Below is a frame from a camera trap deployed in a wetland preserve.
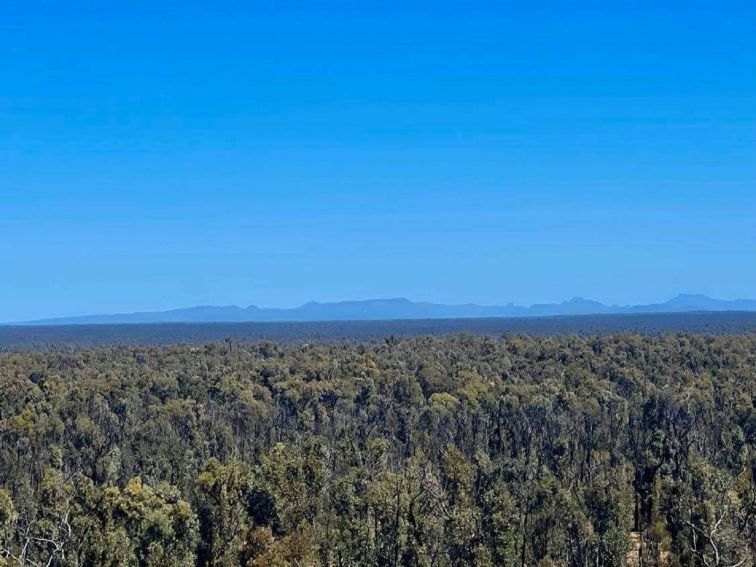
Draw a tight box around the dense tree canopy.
[0,333,753,566]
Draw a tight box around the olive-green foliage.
[0,334,753,566]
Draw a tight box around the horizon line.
[8,292,756,326]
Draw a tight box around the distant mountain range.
[13,294,756,326]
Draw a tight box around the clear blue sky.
[2,1,754,321]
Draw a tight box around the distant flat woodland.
[0,332,753,566]
[2,311,756,351]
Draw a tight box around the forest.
[3,311,756,350]
[0,333,753,566]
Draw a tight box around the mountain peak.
[565,297,603,305]
[671,293,711,301]
[666,294,717,307]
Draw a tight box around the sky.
[1,1,755,322]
